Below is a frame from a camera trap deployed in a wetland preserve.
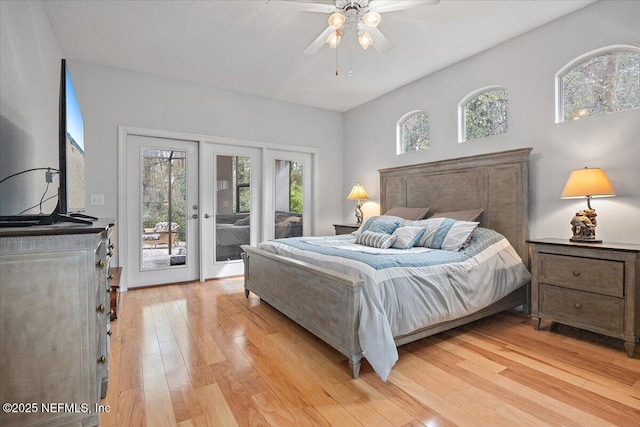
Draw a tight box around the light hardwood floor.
[101,277,640,426]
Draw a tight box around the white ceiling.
[42,0,596,112]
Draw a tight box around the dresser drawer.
[539,285,624,333]
[536,253,624,297]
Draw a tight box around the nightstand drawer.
[539,285,624,333]
[537,253,624,297]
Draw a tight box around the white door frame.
[118,125,319,290]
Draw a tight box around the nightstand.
[333,223,360,235]
[528,238,640,357]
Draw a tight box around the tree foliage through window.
[463,89,508,142]
[561,50,639,121]
[398,111,429,154]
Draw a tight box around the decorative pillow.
[416,218,479,251]
[391,226,426,249]
[356,231,397,249]
[431,208,484,222]
[367,219,402,235]
[383,206,430,220]
[352,215,404,236]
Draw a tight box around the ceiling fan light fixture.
[328,12,346,30]
[362,10,381,27]
[358,31,373,49]
[326,29,343,49]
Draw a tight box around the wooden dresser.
[528,238,640,357]
[0,220,115,426]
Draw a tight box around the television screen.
[59,59,85,213]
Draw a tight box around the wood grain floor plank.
[141,352,176,427]
[194,383,239,427]
[116,387,146,427]
[103,278,640,426]
[209,361,271,427]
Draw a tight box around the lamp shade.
[347,183,370,200]
[561,167,615,199]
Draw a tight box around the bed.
[242,148,532,380]
[216,211,303,261]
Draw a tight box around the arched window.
[396,110,430,155]
[458,86,508,142]
[557,45,640,123]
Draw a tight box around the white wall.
[343,0,640,244]
[67,60,344,240]
[0,1,64,215]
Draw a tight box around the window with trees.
[459,87,508,142]
[557,46,640,122]
[233,156,251,213]
[396,111,430,155]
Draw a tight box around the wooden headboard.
[379,148,532,260]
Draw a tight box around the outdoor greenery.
[400,112,430,153]
[142,151,186,241]
[464,89,508,142]
[289,161,303,214]
[562,50,639,121]
[234,156,251,213]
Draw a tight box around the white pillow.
[391,226,426,249]
[415,218,478,251]
[356,230,397,249]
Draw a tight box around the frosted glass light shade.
[328,12,346,30]
[561,167,615,199]
[363,10,381,27]
[358,31,373,49]
[326,29,343,49]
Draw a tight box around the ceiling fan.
[271,0,440,54]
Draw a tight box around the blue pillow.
[367,219,402,235]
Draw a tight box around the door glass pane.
[216,155,251,262]
[140,148,187,270]
[274,160,303,238]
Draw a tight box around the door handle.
[191,214,198,219]
[204,213,211,218]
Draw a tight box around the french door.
[200,143,262,279]
[124,135,199,288]
[120,127,317,288]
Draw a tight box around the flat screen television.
[59,58,86,215]
[0,59,94,227]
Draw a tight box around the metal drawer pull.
[572,271,581,277]
[574,303,582,309]
[97,304,106,313]
[96,260,105,269]
[98,355,106,364]
[107,330,113,336]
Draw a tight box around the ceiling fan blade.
[303,25,335,55]
[367,26,392,53]
[368,0,440,13]
[269,0,336,13]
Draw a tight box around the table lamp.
[347,183,370,224]
[561,167,615,243]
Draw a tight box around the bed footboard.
[242,245,364,378]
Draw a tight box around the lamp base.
[570,237,602,244]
